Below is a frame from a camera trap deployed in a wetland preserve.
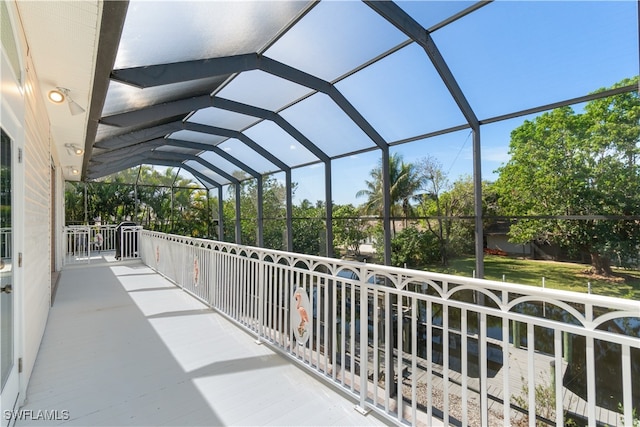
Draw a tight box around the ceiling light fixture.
[64,143,84,156]
[67,166,80,176]
[47,87,85,116]
[48,88,65,104]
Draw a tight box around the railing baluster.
[349,275,356,392]
[341,279,347,386]
[461,308,468,427]
[276,265,283,346]
[443,304,449,426]
[256,255,264,341]
[358,280,368,413]
[242,256,247,326]
[503,314,511,425]
[372,286,379,408]
[315,275,321,371]
[528,322,535,427]
[130,230,640,427]
[411,295,417,426]
[396,291,403,423]
[554,328,563,427]
[384,291,390,413]
[622,344,633,427]
[209,247,215,307]
[330,276,344,381]
[586,335,596,427]
[426,299,433,425]
[480,311,488,427]
[323,277,329,374]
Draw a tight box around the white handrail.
[140,230,640,427]
[63,224,142,264]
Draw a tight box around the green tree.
[135,167,187,231]
[356,153,420,234]
[415,156,453,265]
[373,224,439,268]
[494,78,640,275]
[292,199,326,255]
[414,156,488,265]
[64,182,85,224]
[223,175,287,248]
[171,184,211,238]
[88,181,135,223]
[64,166,216,237]
[222,193,237,242]
[333,204,369,257]
[261,176,288,249]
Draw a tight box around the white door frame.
[0,15,25,424]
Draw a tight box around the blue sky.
[284,0,639,206]
[136,0,638,206]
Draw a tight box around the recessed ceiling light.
[48,89,65,104]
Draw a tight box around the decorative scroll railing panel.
[140,230,640,427]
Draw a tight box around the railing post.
[480,312,488,427]
[87,226,92,262]
[554,329,563,427]
[586,335,596,427]
[62,228,67,266]
[180,237,187,289]
[136,227,141,259]
[255,254,265,344]
[355,278,370,415]
[118,226,123,262]
[125,230,640,427]
[621,345,633,427]
[209,244,215,308]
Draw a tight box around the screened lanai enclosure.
[8,1,640,426]
[42,0,635,277]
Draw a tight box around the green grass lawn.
[424,255,640,300]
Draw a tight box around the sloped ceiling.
[15,0,102,181]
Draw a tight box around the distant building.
[484,221,532,257]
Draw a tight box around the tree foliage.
[373,224,439,268]
[333,204,369,256]
[224,175,289,248]
[292,199,327,256]
[415,156,451,265]
[66,166,214,238]
[65,79,638,272]
[356,152,421,233]
[494,78,640,274]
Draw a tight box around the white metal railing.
[139,230,640,427]
[0,227,11,259]
[63,224,142,264]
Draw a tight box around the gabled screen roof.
[87,0,639,192]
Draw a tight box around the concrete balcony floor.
[17,261,387,426]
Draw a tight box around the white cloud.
[482,145,511,163]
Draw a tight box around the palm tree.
[356,153,420,234]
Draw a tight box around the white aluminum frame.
[140,230,640,427]
[63,224,142,264]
